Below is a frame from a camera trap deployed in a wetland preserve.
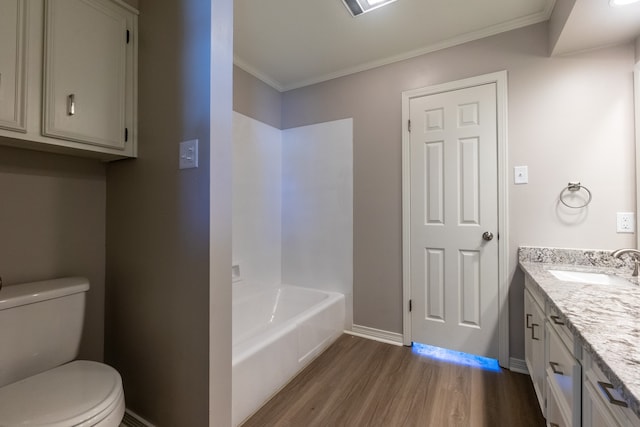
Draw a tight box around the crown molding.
[234,0,556,92]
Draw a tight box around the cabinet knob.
[550,315,565,325]
[531,323,540,340]
[549,361,564,376]
[598,381,629,407]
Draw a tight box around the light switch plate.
[514,166,528,184]
[179,139,199,169]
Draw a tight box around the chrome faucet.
[611,248,640,276]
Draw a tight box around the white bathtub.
[232,282,345,426]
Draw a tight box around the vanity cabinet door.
[0,0,27,132]
[42,0,130,150]
[583,351,640,427]
[547,323,582,426]
[584,379,621,427]
[525,288,546,414]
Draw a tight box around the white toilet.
[0,277,125,426]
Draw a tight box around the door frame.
[401,70,509,368]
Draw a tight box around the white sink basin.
[547,269,631,286]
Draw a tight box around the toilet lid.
[0,360,123,426]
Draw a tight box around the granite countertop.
[518,247,640,419]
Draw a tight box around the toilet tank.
[0,277,89,387]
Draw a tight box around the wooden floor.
[242,334,545,427]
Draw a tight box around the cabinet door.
[525,291,534,370]
[525,289,545,413]
[43,0,129,149]
[584,380,621,427]
[531,294,546,411]
[0,0,27,131]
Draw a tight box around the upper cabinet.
[0,0,138,160]
[43,0,132,150]
[0,0,27,132]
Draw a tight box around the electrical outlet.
[616,212,635,233]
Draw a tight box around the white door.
[409,83,499,358]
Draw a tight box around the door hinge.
[409,299,412,312]
[126,30,130,44]
[408,119,411,132]
[125,127,128,142]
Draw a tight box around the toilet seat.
[0,360,124,426]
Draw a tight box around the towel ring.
[560,182,592,209]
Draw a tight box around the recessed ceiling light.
[342,0,398,17]
[610,0,640,6]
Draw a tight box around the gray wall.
[105,0,220,424]
[234,65,283,129]
[279,22,636,359]
[0,145,106,361]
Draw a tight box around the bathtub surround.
[232,113,354,329]
[232,112,282,286]
[282,119,354,328]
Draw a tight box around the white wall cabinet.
[0,0,137,160]
[0,0,27,132]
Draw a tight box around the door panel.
[410,83,499,358]
[425,248,445,321]
[425,141,444,224]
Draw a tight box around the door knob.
[482,231,494,241]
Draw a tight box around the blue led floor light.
[412,342,501,372]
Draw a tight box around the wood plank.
[241,335,545,427]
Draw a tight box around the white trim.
[401,71,510,368]
[234,1,554,92]
[345,325,404,346]
[509,358,529,375]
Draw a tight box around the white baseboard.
[509,357,529,374]
[345,325,404,346]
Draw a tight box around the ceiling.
[234,0,640,92]
[551,0,640,56]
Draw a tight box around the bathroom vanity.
[519,247,640,427]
